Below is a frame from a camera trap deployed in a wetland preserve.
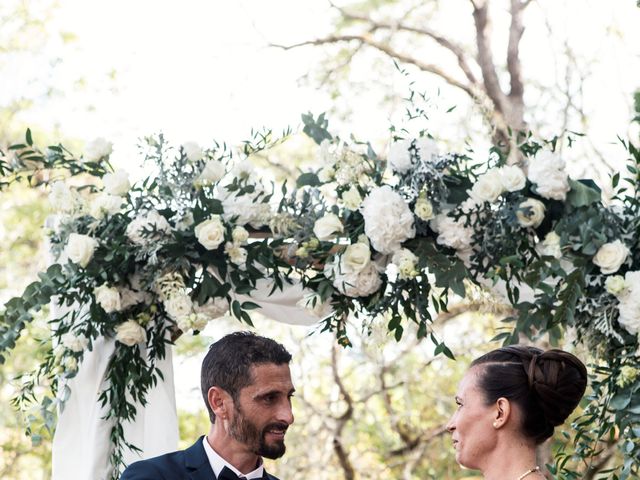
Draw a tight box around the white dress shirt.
[202,436,265,479]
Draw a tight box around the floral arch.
[1,113,639,479]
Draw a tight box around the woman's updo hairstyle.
[471,345,587,444]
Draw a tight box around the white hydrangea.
[387,139,413,173]
[361,186,415,254]
[126,210,172,245]
[415,137,439,163]
[430,214,474,252]
[49,181,78,213]
[527,151,570,201]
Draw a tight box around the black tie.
[218,466,244,480]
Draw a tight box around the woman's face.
[446,367,498,470]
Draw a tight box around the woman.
[446,345,587,480]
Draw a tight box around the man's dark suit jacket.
[120,436,280,480]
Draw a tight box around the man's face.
[228,363,295,459]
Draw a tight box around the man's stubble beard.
[228,404,287,459]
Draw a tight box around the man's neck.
[207,426,261,474]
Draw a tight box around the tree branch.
[506,0,529,129]
[330,343,356,480]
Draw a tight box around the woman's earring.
[493,421,499,428]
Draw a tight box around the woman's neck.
[480,438,542,480]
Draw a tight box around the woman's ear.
[492,397,512,429]
[208,386,231,420]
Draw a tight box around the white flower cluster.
[361,186,415,254]
[65,233,98,268]
[527,151,570,201]
[49,181,81,214]
[468,165,526,204]
[53,331,90,376]
[323,238,382,297]
[387,138,439,174]
[224,226,249,267]
[317,140,373,188]
[94,283,150,314]
[126,210,172,245]
[606,271,640,335]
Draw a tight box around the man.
[121,331,295,479]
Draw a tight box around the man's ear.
[492,397,512,429]
[208,386,232,420]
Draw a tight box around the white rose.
[164,293,193,321]
[606,275,628,297]
[499,165,526,192]
[65,233,98,268]
[341,186,363,210]
[102,170,131,196]
[197,159,225,185]
[83,137,113,162]
[340,242,371,274]
[538,231,562,258]
[387,139,413,173]
[49,181,77,213]
[326,259,381,297]
[593,240,630,275]
[182,141,203,162]
[516,198,546,228]
[195,216,226,250]
[231,226,249,244]
[361,186,415,254]
[94,284,122,313]
[415,137,439,162]
[469,169,504,203]
[392,248,419,280]
[89,193,123,219]
[115,320,147,347]
[414,197,434,221]
[313,213,344,241]
[225,242,248,266]
[528,151,570,201]
[61,332,89,353]
[126,210,172,245]
[351,262,383,297]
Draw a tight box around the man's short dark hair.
[201,331,292,423]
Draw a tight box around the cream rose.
[195,215,226,250]
[341,242,371,274]
[313,213,344,241]
[605,275,628,297]
[65,233,98,268]
[225,242,248,266]
[94,284,122,313]
[102,170,131,197]
[414,197,434,221]
[593,240,630,275]
[231,226,249,244]
[115,320,147,347]
[516,198,546,228]
[392,249,419,280]
[538,231,562,258]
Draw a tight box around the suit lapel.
[185,436,215,480]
